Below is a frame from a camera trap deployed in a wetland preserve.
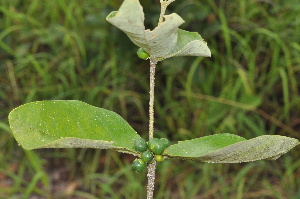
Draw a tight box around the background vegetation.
[0,0,299,198]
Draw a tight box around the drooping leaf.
[162,29,211,59]
[106,0,211,61]
[106,0,146,49]
[8,100,141,154]
[165,134,299,163]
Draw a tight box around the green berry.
[134,138,148,152]
[156,155,164,162]
[132,158,146,172]
[137,48,149,60]
[160,138,170,149]
[141,151,154,163]
[148,138,165,155]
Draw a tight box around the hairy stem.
[146,59,157,199]
[148,60,157,140]
[146,160,156,199]
[147,2,175,198]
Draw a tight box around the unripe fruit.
[141,151,154,163]
[160,138,170,149]
[137,48,150,60]
[132,158,146,172]
[148,138,165,155]
[134,138,148,152]
[156,155,164,162]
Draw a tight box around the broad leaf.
[106,0,211,61]
[8,100,141,154]
[165,134,299,163]
[163,29,211,59]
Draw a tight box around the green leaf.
[106,0,211,61]
[163,29,211,59]
[166,134,246,157]
[8,100,141,154]
[165,134,299,163]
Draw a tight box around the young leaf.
[165,134,299,163]
[106,0,211,61]
[8,100,141,154]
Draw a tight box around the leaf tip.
[106,11,118,21]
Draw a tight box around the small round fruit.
[156,155,164,162]
[132,158,146,172]
[160,138,170,149]
[134,138,148,152]
[148,138,165,155]
[141,151,154,163]
[137,48,150,60]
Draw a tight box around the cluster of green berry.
[132,138,170,172]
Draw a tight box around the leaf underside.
[106,0,211,60]
[8,100,141,154]
[165,134,299,163]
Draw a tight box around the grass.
[0,0,300,198]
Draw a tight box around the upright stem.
[146,59,157,199]
[147,2,174,198]
[148,60,156,140]
[146,160,156,199]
